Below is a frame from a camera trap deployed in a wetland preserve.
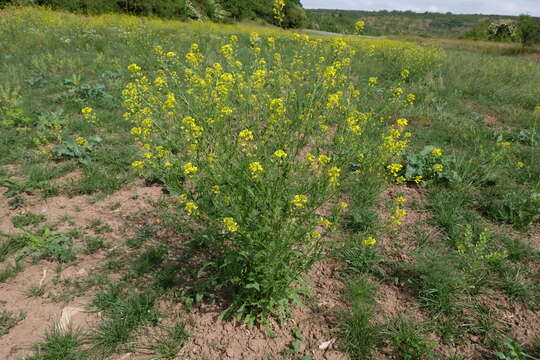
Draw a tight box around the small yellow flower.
[81,107,93,115]
[239,129,254,141]
[184,202,198,216]
[387,163,403,176]
[396,196,406,206]
[414,175,423,184]
[292,194,308,208]
[211,185,221,194]
[164,161,173,168]
[220,107,233,116]
[400,69,410,79]
[131,161,144,169]
[127,63,141,72]
[497,141,511,148]
[396,118,408,127]
[368,77,378,86]
[516,161,525,168]
[249,162,264,179]
[166,51,176,57]
[534,105,540,114]
[433,163,443,172]
[183,162,198,177]
[318,155,331,166]
[328,166,341,187]
[223,217,239,232]
[75,137,87,146]
[220,44,234,59]
[339,202,349,209]
[431,148,443,157]
[318,217,332,229]
[310,231,322,239]
[178,194,187,203]
[273,149,288,159]
[395,208,407,218]
[207,152,217,163]
[363,236,377,246]
[355,20,365,33]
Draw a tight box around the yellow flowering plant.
[52,135,102,165]
[123,33,415,323]
[395,145,458,184]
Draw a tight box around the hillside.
[306,9,518,37]
[0,0,307,27]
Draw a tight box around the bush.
[123,34,413,323]
[518,15,540,47]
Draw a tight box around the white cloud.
[300,0,540,16]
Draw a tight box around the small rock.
[56,306,84,333]
[319,338,336,350]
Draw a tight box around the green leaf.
[245,282,260,291]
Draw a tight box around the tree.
[517,15,540,47]
[487,22,519,42]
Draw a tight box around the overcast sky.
[300,0,540,17]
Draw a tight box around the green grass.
[0,309,26,336]
[25,327,87,360]
[0,261,24,283]
[90,285,161,355]
[383,317,435,360]
[397,250,465,316]
[340,277,379,359]
[141,322,189,359]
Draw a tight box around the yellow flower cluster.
[249,161,264,179]
[390,195,407,228]
[183,162,198,177]
[355,20,365,33]
[272,0,286,25]
[387,163,403,177]
[363,236,377,246]
[184,202,198,216]
[75,137,87,146]
[273,149,288,160]
[223,217,239,232]
[328,166,341,187]
[292,194,308,208]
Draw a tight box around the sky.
[300,0,540,17]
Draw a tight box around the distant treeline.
[0,0,307,27]
[306,9,539,39]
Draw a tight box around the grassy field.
[0,7,539,360]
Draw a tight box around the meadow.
[0,6,539,360]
